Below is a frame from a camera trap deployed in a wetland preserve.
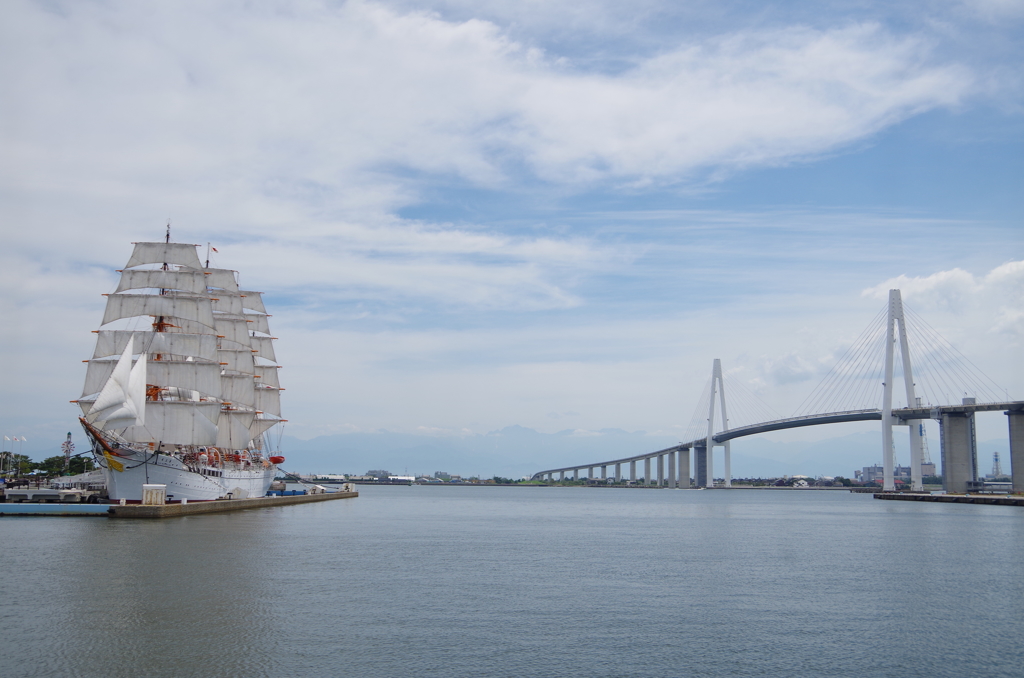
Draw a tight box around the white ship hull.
[99,450,276,501]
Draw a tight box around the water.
[2,486,1022,678]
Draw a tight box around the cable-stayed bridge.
[531,290,1024,493]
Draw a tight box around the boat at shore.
[74,234,286,501]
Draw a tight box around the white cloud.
[2,1,973,204]
[863,260,1024,338]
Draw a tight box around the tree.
[35,455,68,476]
[7,454,34,476]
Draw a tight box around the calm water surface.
[2,486,1022,677]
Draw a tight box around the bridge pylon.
[881,289,926,491]
[697,358,731,488]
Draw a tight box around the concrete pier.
[679,448,690,488]
[941,412,977,493]
[875,492,1023,507]
[667,450,675,488]
[644,458,651,485]
[695,444,708,487]
[107,490,358,518]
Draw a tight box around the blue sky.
[1,0,1021,470]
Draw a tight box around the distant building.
[434,471,450,480]
[856,465,913,484]
[856,464,939,483]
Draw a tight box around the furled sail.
[86,337,146,429]
[125,242,203,269]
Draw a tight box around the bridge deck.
[531,401,1024,480]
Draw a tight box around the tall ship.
[74,234,286,501]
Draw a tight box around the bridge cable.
[793,307,887,416]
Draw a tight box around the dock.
[1,489,358,518]
[874,492,1024,506]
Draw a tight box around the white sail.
[102,293,216,329]
[211,294,244,315]
[192,267,239,292]
[84,359,221,398]
[115,269,208,294]
[249,416,281,440]
[93,330,218,361]
[214,317,255,346]
[215,313,270,336]
[125,242,203,270]
[221,374,257,407]
[239,291,267,314]
[87,338,147,428]
[247,314,271,335]
[254,387,281,415]
[120,401,221,446]
[216,410,256,449]
[249,336,277,362]
[255,365,280,389]
[218,349,256,375]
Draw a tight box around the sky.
[1,0,1022,473]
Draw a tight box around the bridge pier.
[680,448,690,488]
[629,460,636,482]
[1009,411,1024,493]
[588,467,594,479]
[695,444,709,487]
[615,463,621,481]
[724,441,731,487]
[941,411,977,493]
[559,471,564,481]
[644,458,651,485]
[657,455,664,486]
[601,465,606,480]
[667,450,675,488]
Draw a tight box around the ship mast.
[153,222,173,334]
